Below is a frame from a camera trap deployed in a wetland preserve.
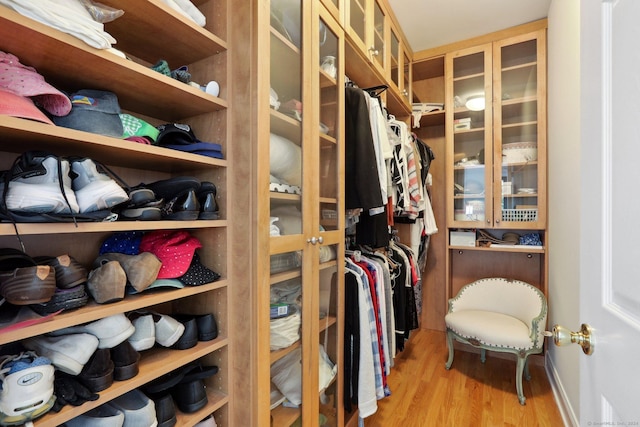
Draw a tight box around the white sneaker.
[128,313,155,351]
[0,351,55,425]
[22,333,98,375]
[64,403,125,427]
[53,313,135,349]
[109,390,157,427]
[5,153,79,214]
[70,158,129,213]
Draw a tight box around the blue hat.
[52,89,123,137]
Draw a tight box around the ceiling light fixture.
[465,95,485,111]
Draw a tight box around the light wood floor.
[362,328,564,427]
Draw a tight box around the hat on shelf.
[0,88,54,125]
[99,231,144,256]
[156,123,224,159]
[120,113,160,143]
[0,50,72,116]
[52,89,123,137]
[139,230,202,279]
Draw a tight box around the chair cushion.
[445,310,534,350]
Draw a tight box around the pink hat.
[0,51,71,116]
[0,88,54,125]
[139,230,202,279]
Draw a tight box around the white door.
[580,0,640,423]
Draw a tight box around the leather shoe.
[86,260,126,304]
[172,316,198,350]
[93,252,161,293]
[171,364,219,413]
[34,254,88,289]
[78,348,114,392]
[152,394,177,427]
[111,340,140,381]
[196,181,218,220]
[161,189,200,220]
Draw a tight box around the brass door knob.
[544,323,594,355]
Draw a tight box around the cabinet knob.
[369,47,379,56]
[307,237,318,245]
[317,236,324,244]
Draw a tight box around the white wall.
[547,0,582,424]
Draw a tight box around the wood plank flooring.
[362,329,564,427]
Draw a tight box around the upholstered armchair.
[444,277,548,405]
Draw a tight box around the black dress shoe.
[153,393,177,427]
[78,348,114,392]
[162,189,200,220]
[111,340,140,381]
[171,364,219,414]
[196,181,219,220]
[172,316,198,350]
[175,313,218,342]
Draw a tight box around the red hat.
[139,230,202,279]
[0,51,71,116]
[0,88,53,125]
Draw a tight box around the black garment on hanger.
[345,87,384,210]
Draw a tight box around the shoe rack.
[0,1,231,426]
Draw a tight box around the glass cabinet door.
[402,50,411,103]
[371,0,385,71]
[390,28,400,89]
[348,0,366,49]
[447,44,493,228]
[268,1,306,425]
[493,33,546,229]
[317,7,344,427]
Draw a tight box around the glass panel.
[372,1,385,68]
[452,52,488,224]
[270,0,303,236]
[269,263,303,423]
[318,246,339,426]
[319,19,340,232]
[499,40,539,224]
[390,30,399,88]
[349,0,366,45]
[403,51,410,101]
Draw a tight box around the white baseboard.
[545,352,579,427]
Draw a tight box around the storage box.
[450,230,476,246]
[502,181,513,195]
[270,303,291,319]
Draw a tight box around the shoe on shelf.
[53,313,135,349]
[86,260,127,304]
[0,351,55,426]
[0,248,56,306]
[174,312,218,342]
[151,312,185,348]
[22,333,99,375]
[63,403,124,427]
[171,316,198,350]
[69,157,129,213]
[195,414,218,427]
[161,189,200,220]
[93,252,162,293]
[28,284,89,315]
[4,151,79,214]
[78,348,114,392]
[34,254,88,289]
[109,389,157,427]
[196,181,219,220]
[127,312,155,351]
[151,393,177,427]
[110,340,140,381]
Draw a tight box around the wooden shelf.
[34,339,228,426]
[0,281,228,345]
[449,244,544,254]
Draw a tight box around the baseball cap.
[0,88,54,125]
[126,278,184,295]
[176,253,220,286]
[139,230,202,279]
[52,89,123,137]
[120,113,160,143]
[0,50,71,116]
[156,123,224,159]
